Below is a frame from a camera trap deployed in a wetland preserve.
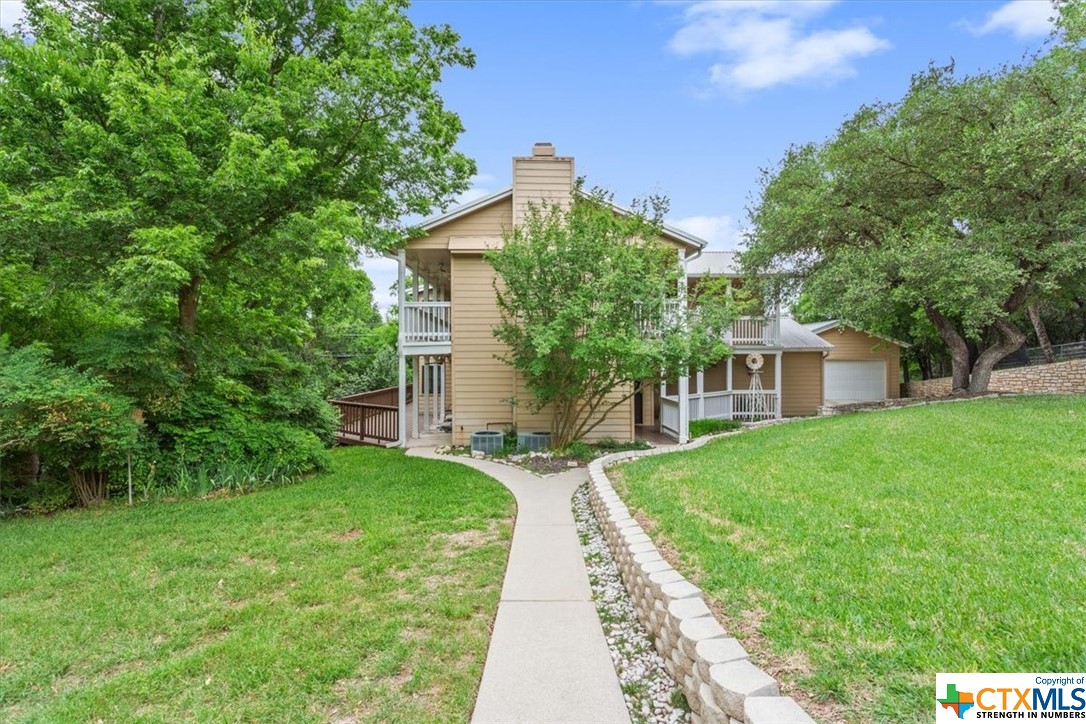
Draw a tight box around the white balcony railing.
[402,302,451,346]
[728,316,781,346]
[641,301,781,347]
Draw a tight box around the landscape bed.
[0,447,514,722]
[610,396,1086,722]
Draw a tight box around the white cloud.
[972,0,1054,39]
[667,213,744,248]
[0,0,26,32]
[668,0,890,92]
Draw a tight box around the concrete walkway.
[407,448,630,724]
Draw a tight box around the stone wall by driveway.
[905,359,1086,398]
[587,438,813,724]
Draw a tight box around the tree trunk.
[69,466,109,507]
[924,304,970,393]
[917,351,933,380]
[968,319,1027,392]
[178,275,202,373]
[1027,304,1056,363]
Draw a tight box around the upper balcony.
[401,301,451,355]
[727,316,781,347]
[648,301,781,347]
[399,301,780,357]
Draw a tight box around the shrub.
[562,441,595,462]
[689,418,742,438]
[0,340,139,506]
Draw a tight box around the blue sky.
[362,0,1057,309]
[0,0,1059,309]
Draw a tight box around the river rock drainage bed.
[572,483,690,724]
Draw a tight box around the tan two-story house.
[386,143,905,448]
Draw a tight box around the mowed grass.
[611,396,1086,722]
[0,447,514,722]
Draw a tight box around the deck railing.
[402,302,451,345]
[331,385,412,445]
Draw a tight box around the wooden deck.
[331,385,410,447]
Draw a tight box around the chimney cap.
[532,142,555,157]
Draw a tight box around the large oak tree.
[0,0,475,491]
[743,4,1086,392]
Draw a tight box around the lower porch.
[649,350,784,442]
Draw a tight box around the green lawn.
[611,396,1086,723]
[0,447,514,722]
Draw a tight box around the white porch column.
[678,373,690,444]
[439,360,446,422]
[775,351,783,419]
[397,249,407,446]
[695,370,704,420]
[726,356,734,420]
[423,357,430,433]
[412,357,419,438]
[678,249,690,442]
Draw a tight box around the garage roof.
[802,320,911,348]
[777,318,835,350]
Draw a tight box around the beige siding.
[450,255,515,445]
[449,252,633,444]
[731,353,777,391]
[781,352,823,416]
[415,196,512,249]
[513,377,633,442]
[819,327,902,399]
[512,156,574,225]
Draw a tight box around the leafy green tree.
[744,13,1086,393]
[0,340,139,506]
[486,189,735,447]
[0,0,474,482]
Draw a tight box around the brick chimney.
[512,142,574,226]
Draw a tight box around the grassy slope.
[0,447,514,722]
[612,397,1086,722]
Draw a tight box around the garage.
[824,360,887,402]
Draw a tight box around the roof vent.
[532,142,555,158]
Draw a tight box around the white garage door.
[825,360,886,402]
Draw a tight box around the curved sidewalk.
[407,448,630,724]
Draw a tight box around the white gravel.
[573,484,691,724]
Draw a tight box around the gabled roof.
[802,320,911,349]
[777,318,835,350]
[587,193,706,252]
[414,186,709,252]
[416,187,513,231]
[802,320,840,335]
[686,251,740,277]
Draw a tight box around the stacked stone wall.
[587,439,813,724]
[905,359,1086,398]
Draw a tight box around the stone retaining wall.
[587,437,813,724]
[905,359,1086,398]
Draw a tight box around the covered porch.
[652,350,783,442]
